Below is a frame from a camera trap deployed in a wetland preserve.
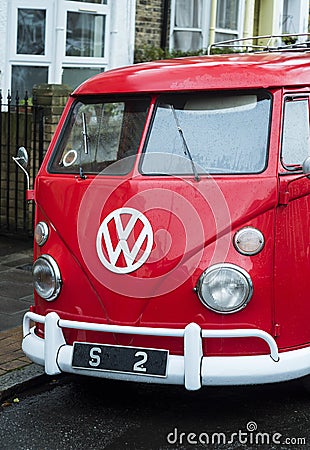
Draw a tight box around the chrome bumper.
[22,311,310,390]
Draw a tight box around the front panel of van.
[31,90,277,359]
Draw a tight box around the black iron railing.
[0,91,44,236]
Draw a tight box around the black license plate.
[72,343,168,377]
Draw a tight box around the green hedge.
[134,45,235,63]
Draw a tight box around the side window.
[281,98,310,167]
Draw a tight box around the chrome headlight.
[33,255,62,301]
[196,263,253,314]
[34,221,49,246]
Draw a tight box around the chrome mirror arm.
[12,156,30,190]
[12,153,30,191]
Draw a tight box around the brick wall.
[135,0,166,48]
[32,84,71,157]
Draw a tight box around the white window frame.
[9,62,50,96]
[5,0,53,96]
[9,0,53,63]
[282,0,309,36]
[61,0,110,66]
[169,0,210,52]
[52,0,110,86]
[214,0,245,43]
[5,0,115,93]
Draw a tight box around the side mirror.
[12,146,30,190]
[14,146,29,169]
[302,156,310,179]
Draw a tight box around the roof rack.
[207,33,310,55]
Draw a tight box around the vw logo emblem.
[96,207,154,274]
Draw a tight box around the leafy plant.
[134,45,237,63]
[282,36,298,45]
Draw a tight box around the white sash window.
[170,0,245,52]
[170,0,204,51]
[7,0,109,94]
[215,0,244,43]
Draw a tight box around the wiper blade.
[170,105,200,182]
[82,112,89,154]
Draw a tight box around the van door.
[275,94,310,349]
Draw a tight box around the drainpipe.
[53,0,65,84]
[160,0,169,49]
[243,0,255,44]
[209,0,218,45]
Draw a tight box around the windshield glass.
[49,96,150,175]
[141,91,271,175]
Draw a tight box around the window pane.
[282,0,293,34]
[175,0,202,28]
[49,97,150,175]
[66,12,105,57]
[12,66,48,95]
[282,99,310,165]
[141,92,271,175]
[17,9,46,55]
[66,0,107,4]
[216,0,239,30]
[173,31,202,51]
[215,32,238,42]
[63,67,104,89]
[173,0,202,51]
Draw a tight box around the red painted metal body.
[26,52,310,384]
[73,53,310,94]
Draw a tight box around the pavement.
[0,235,46,402]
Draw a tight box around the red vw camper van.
[17,37,310,390]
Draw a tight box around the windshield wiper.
[78,112,89,180]
[82,112,89,155]
[170,105,200,182]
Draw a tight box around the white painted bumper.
[22,311,310,390]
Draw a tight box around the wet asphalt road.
[0,375,309,450]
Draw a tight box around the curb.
[0,363,47,402]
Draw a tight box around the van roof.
[73,52,310,96]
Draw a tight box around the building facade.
[0,0,136,96]
[156,0,309,53]
[0,0,308,96]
